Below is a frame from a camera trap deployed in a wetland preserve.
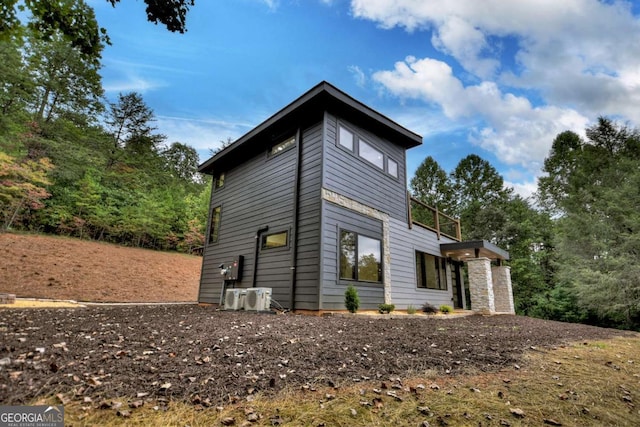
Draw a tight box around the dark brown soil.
[0,305,630,406]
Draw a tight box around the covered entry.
[441,240,514,314]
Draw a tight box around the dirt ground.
[0,305,631,406]
[0,233,200,302]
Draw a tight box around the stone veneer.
[321,188,392,303]
[467,257,495,314]
[492,265,515,314]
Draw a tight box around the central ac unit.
[244,288,271,311]
[224,289,246,310]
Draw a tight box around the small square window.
[338,126,354,151]
[261,231,288,249]
[269,136,295,157]
[359,139,384,169]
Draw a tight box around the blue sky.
[92,0,640,198]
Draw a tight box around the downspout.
[252,225,269,288]
[289,128,302,310]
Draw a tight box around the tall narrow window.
[387,158,398,178]
[214,172,225,190]
[359,139,384,169]
[338,125,354,151]
[208,206,221,244]
[340,230,382,283]
[415,251,447,290]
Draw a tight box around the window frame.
[339,229,383,284]
[387,158,398,178]
[268,135,296,158]
[338,124,355,151]
[415,251,447,290]
[336,121,399,180]
[260,230,289,251]
[213,172,225,190]
[208,205,222,244]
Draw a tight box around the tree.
[162,142,200,183]
[537,131,584,215]
[27,30,104,123]
[105,92,164,167]
[538,118,640,330]
[4,0,194,56]
[0,152,53,229]
[450,154,512,240]
[409,156,455,214]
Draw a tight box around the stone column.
[467,257,495,314]
[492,265,514,314]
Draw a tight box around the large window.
[208,206,221,244]
[340,230,382,283]
[358,139,384,169]
[261,231,288,250]
[415,251,447,290]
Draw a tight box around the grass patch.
[38,336,640,426]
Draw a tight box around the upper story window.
[359,139,384,169]
[387,158,398,178]
[214,172,225,190]
[338,122,399,179]
[338,125,354,151]
[269,136,296,157]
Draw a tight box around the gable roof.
[198,81,422,174]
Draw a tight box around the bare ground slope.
[0,232,200,302]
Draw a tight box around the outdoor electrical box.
[220,255,243,282]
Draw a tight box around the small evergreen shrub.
[439,304,453,314]
[422,302,438,314]
[406,305,417,315]
[378,303,395,314]
[344,284,360,313]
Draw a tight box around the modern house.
[198,81,514,314]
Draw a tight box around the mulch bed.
[0,305,631,406]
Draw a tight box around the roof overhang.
[198,81,423,175]
[440,240,510,261]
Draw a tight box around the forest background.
[1,0,638,331]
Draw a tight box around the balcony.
[409,196,461,241]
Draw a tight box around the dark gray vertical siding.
[323,114,407,221]
[199,122,324,309]
[198,142,297,305]
[294,123,323,310]
[388,217,457,308]
[320,200,384,309]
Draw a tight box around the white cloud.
[103,76,166,94]
[157,116,254,161]
[351,0,640,124]
[348,65,366,87]
[372,56,590,170]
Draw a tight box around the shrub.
[378,303,395,314]
[406,305,417,315]
[439,305,454,314]
[344,284,360,313]
[422,302,438,314]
